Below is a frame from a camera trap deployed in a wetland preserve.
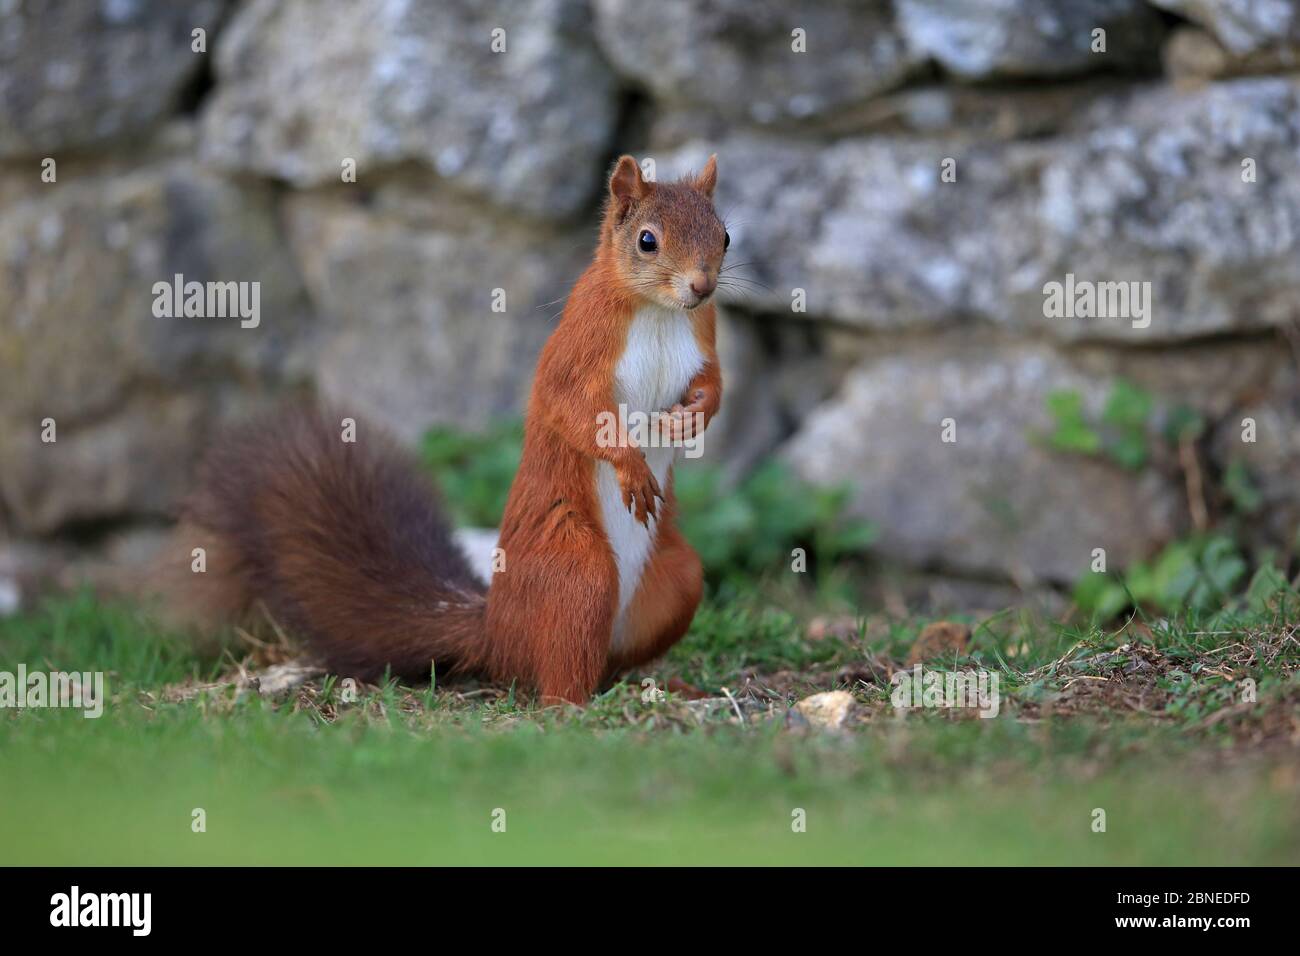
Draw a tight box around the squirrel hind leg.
[604,526,703,678]
[487,533,618,706]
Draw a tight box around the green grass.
[2,592,1298,865]
[4,704,1295,865]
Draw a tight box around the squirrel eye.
[724,230,730,249]
[637,230,658,253]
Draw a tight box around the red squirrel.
[174,155,727,704]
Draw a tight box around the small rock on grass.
[790,690,857,730]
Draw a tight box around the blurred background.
[1,0,1298,617]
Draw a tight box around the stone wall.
[1,0,1297,603]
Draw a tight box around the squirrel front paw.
[614,451,663,526]
[660,403,705,442]
[660,388,712,443]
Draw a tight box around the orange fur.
[174,156,727,705]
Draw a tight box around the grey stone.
[1,392,202,534]
[0,0,230,157]
[1162,19,1300,78]
[1151,0,1300,55]
[284,184,590,443]
[0,154,311,532]
[650,136,1025,330]
[1209,367,1300,549]
[862,567,1068,617]
[898,0,1165,79]
[783,333,1293,583]
[594,0,920,126]
[1017,77,1300,342]
[655,77,1300,342]
[781,338,1190,584]
[701,312,803,480]
[1164,25,1242,77]
[0,518,171,608]
[200,0,618,219]
[685,694,775,724]
[0,538,70,613]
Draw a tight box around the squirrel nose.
[689,276,715,298]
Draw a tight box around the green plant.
[1223,458,1264,515]
[1100,379,1153,469]
[1043,379,1159,470]
[1161,403,1205,446]
[674,459,876,587]
[1043,390,1101,455]
[1072,533,1272,620]
[418,419,524,526]
[1045,382,1290,623]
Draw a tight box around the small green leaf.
[1101,379,1153,430]
[1106,431,1148,470]
[1223,459,1264,515]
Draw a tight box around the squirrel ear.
[609,155,651,211]
[695,154,718,198]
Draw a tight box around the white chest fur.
[596,305,704,648]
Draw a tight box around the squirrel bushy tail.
[172,405,488,681]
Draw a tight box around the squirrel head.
[601,154,727,311]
